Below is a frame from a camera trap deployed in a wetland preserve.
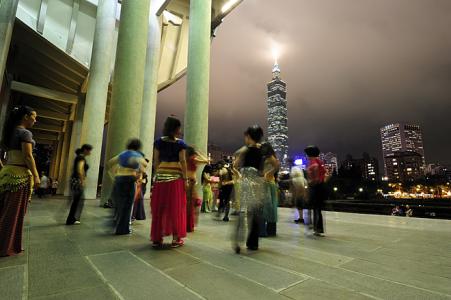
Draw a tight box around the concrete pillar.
[184,0,212,192]
[139,1,162,199]
[0,0,19,89]
[52,132,64,182]
[100,0,150,205]
[64,100,85,196]
[80,0,117,200]
[57,122,73,194]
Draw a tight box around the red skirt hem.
[150,179,186,242]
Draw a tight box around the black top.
[242,146,264,171]
[71,155,89,179]
[154,137,187,162]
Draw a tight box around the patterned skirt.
[262,181,278,223]
[0,165,33,256]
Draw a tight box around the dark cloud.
[157,0,451,166]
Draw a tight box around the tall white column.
[139,1,162,199]
[0,0,19,89]
[79,0,117,199]
[184,0,212,157]
[100,0,151,205]
[64,99,85,196]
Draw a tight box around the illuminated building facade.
[320,152,339,175]
[380,123,425,179]
[385,151,423,183]
[267,63,289,170]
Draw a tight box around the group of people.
[0,107,328,257]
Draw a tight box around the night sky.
[156,0,451,166]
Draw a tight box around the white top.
[40,175,49,188]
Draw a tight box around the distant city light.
[221,0,240,13]
[294,158,303,166]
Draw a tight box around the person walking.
[305,146,327,236]
[186,146,209,232]
[232,125,270,253]
[151,116,188,248]
[107,139,147,235]
[132,164,148,221]
[38,172,49,198]
[51,179,58,195]
[217,161,234,222]
[260,143,280,237]
[201,165,213,213]
[0,106,39,256]
[66,144,93,225]
[290,167,311,234]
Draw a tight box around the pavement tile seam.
[29,284,113,300]
[337,264,451,298]
[84,256,125,300]
[185,237,312,279]
[127,251,207,300]
[190,226,354,268]
[173,247,289,294]
[23,263,28,300]
[280,278,383,300]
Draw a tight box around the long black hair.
[163,116,181,139]
[1,106,35,149]
[75,144,93,156]
[201,164,213,185]
[244,125,264,143]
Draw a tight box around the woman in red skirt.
[186,146,209,232]
[151,116,188,248]
[0,106,40,257]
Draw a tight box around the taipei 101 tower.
[267,56,289,171]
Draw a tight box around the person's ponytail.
[1,106,34,149]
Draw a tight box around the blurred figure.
[132,156,149,221]
[107,139,147,234]
[218,161,235,222]
[37,172,49,198]
[260,142,280,237]
[186,146,209,232]
[406,205,414,217]
[0,106,39,256]
[66,144,93,225]
[290,167,311,234]
[51,178,58,195]
[305,145,327,237]
[201,165,213,213]
[232,125,267,253]
[151,116,187,248]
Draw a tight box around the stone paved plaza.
[1,197,451,300]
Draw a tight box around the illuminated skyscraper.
[380,123,425,179]
[267,62,288,170]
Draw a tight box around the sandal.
[171,239,184,248]
[152,240,163,249]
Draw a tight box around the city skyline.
[155,0,451,167]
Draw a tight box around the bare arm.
[77,160,86,185]
[233,146,247,170]
[179,149,187,180]
[22,142,39,184]
[265,155,280,177]
[107,155,119,179]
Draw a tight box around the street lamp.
[359,188,364,193]
[333,187,338,192]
